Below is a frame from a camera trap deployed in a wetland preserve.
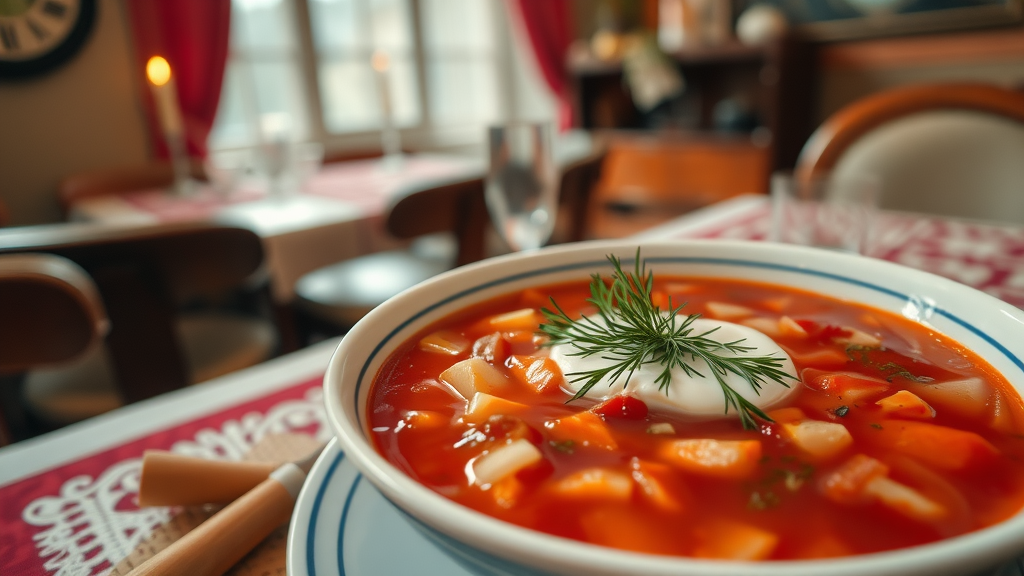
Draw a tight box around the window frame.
[288,0,519,155]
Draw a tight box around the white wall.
[0,0,150,225]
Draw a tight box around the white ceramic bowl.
[323,239,1024,576]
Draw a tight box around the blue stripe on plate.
[306,450,345,576]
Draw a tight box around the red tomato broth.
[367,276,1024,561]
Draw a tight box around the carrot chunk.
[464,393,529,424]
[875,390,935,420]
[691,520,779,561]
[765,406,807,424]
[579,505,679,555]
[544,411,618,450]
[864,420,999,470]
[506,355,564,394]
[488,308,539,331]
[805,371,890,402]
[658,439,762,479]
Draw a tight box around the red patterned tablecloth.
[0,337,337,576]
[7,195,1024,575]
[651,195,1024,309]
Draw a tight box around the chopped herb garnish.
[548,439,575,454]
[870,423,883,429]
[748,490,780,510]
[833,405,850,418]
[846,345,934,382]
[540,250,794,430]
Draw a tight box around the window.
[209,0,555,153]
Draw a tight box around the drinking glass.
[770,171,880,255]
[485,123,559,252]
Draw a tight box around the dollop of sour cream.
[549,317,799,420]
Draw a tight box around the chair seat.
[23,313,277,426]
[294,247,453,328]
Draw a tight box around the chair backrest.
[553,148,606,244]
[795,83,1024,222]
[386,177,489,267]
[0,254,108,374]
[0,254,108,445]
[0,222,265,403]
[385,151,605,266]
[58,160,207,217]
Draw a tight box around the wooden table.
[6,195,1024,575]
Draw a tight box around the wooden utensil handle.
[139,450,279,507]
[128,464,305,576]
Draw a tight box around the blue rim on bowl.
[322,239,1024,576]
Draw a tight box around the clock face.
[0,0,95,79]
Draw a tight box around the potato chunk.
[471,438,542,486]
[418,330,470,355]
[705,301,755,320]
[440,358,508,400]
[658,439,762,479]
[550,467,633,501]
[782,420,853,460]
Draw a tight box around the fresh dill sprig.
[539,249,794,430]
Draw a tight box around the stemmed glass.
[485,122,559,252]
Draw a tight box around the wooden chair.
[58,159,206,217]
[795,83,1024,222]
[0,254,108,445]
[294,177,488,329]
[0,222,278,426]
[0,198,10,227]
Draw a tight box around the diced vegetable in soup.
[368,258,1024,561]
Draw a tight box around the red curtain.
[512,0,574,130]
[126,0,232,159]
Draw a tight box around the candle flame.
[146,56,172,86]
[371,50,390,73]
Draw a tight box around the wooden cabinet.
[569,35,816,238]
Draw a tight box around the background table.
[6,195,1024,575]
[68,155,480,303]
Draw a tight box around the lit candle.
[371,50,402,168]
[146,56,184,139]
[146,55,192,195]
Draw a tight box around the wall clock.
[0,0,97,80]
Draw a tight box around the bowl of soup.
[323,239,1024,576]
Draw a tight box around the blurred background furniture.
[0,222,277,429]
[0,254,108,445]
[293,148,607,337]
[293,176,487,332]
[795,82,1024,224]
[57,159,208,218]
